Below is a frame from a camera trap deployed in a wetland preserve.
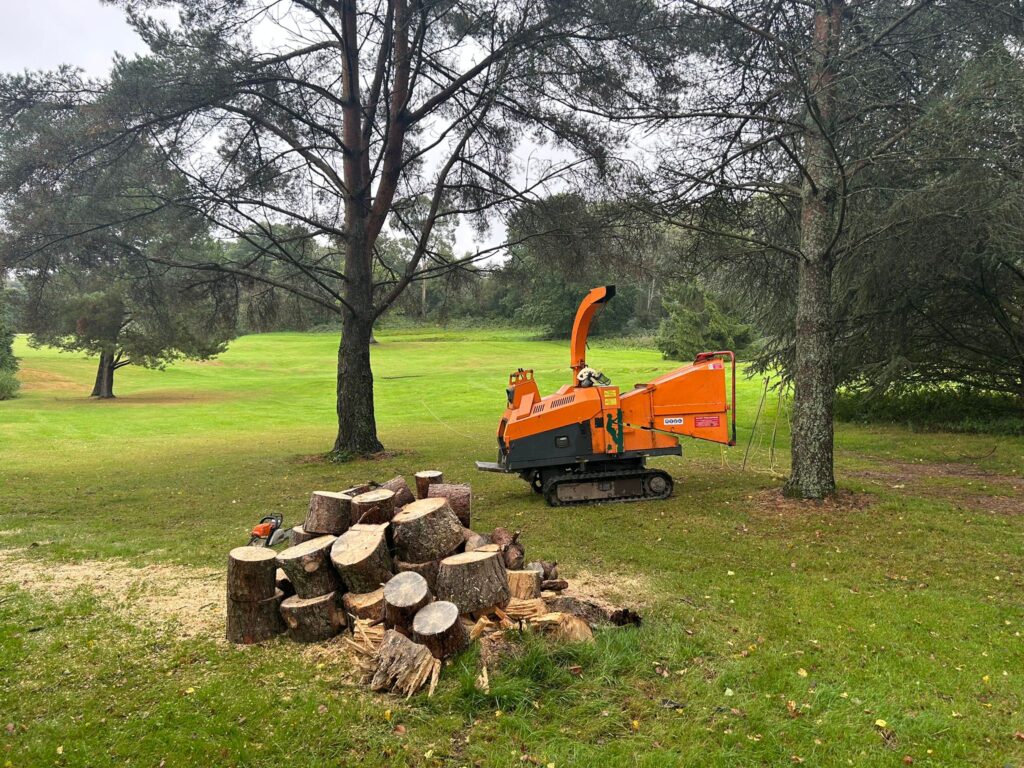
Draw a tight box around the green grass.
[2,328,1023,767]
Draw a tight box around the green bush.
[835,386,1024,435]
[0,370,20,401]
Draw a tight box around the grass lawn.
[1,328,1023,767]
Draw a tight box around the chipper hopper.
[477,285,736,505]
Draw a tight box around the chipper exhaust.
[476,285,736,506]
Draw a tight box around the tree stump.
[343,588,385,621]
[463,529,491,552]
[380,475,415,507]
[426,483,471,526]
[383,572,433,636]
[395,559,440,591]
[413,601,469,659]
[435,550,510,615]
[276,535,341,599]
[227,546,278,601]
[226,589,285,644]
[507,569,542,599]
[392,498,464,563]
[280,591,346,642]
[305,491,352,535]
[276,567,295,598]
[414,470,443,499]
[291,524,318,545]
[331,525,393,593]
[350,488,396,526]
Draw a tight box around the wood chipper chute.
[477,285,736,505]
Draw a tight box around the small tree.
[0,279,18,400]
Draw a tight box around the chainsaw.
[248,513,291,547]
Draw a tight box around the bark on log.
[226,589,286,644]
[383,571,432,636]
[227,546,278,602]
[491,529,525,571]
[435,550,510,615]
[275,535,341,599]
[280,590,346,643]
[331,525,393,593]
[491,527,514,549]
[367,630,439,698]
[426,483,471,526]
[413,601,469,659]
[305,491,352,535]
[275,567,295,598]
[350,488,396,526]
[527,561,559,580]
[507,569,542,600]
[395,558,440,591]
[462,529,490,552]
[392,498,464,563]
[343,588,385,621]
[414,470,443,499]
[380,476,416,507]
[291,524,318,545]
[541,579,569,592]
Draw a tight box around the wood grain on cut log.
[414,470,443,499]
[343,588,385,621]
[413,601,469,659]
[507,569,542,600]
[392,498,464,563]
[395,558,439,591]
[275,535,341,599]
[226,546,278,601]
[383,571,432,636]
[291,524,318,545]
[275,567,295,598]
[350,488,396,526]
[462,529,490,552]
[331,525,393,593]
[504,597,547,621]
[435,550,510,615]
[280,591,346,642]
[380,476,415,507]
[226,589,285,644]
[367,629,440,698]
[426,483,471,526]
[305,491,352,535]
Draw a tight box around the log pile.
[224,470,640,699]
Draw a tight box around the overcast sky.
[0,1,147,75]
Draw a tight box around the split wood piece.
[291,524,319,545]
[226,589,285,644]
[383,571,433,636]
[507,569,542,600]
[435,550,510,615]
[413,601,469,659]
[331,525,393,593]
[350,488,396,526]
[395,558,440,591]
[491,528,525,571]
[541,579,569,592]
[463,529,491,552]
[504,597,548,621]
[367,629,439,698]
[531,612,594,643]
[426,483,471,527]
[226,546,278,601]
[280,590,347,643]
[414,470,443,499]
[343,588,385,621]
[380,476,415,507]
[276,535,341,599]
[275,567,295,598]
[392,498,464,563]
[305,491,352,535]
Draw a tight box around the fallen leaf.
[57,746,64,755]
[902,756,913,765]
[875,719,888,728]
[393,725,406,735]
[631,720,640,732]
[317,704,328,715]
[724,688,735,697]
[797,668,808,678]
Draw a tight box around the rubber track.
[542,468,674,507]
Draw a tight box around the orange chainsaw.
[248,513,291,547]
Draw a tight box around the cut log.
[426,483,471,526]
[392,498,464,563]
[507,569,542,600]
[414,470,443,499]
[527,560,559,580]
[350,488,396,526]
[291,524,318,545]
[475,543,500,554]
[275,535,341,599]
[541,579,569,592]
[366,630,440,698]
[491,527,514,549]
[383,572,432,636]
[531,612,594,643]
[395,558,440,591]
[413,601,469,659]
[280,591,346,643]
[343,588,385,621]
[275,567,295,598]
[435,550,510,615]
[305,491,352,535]
[331,525,393,593]
[226,546,278,602]
[491,528,525,571]
[226,589,285,644]
[380,476,415,507]
[462,529,491,552]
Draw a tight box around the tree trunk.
[91,351,116,398]
[785,0,842,500]
[334,308,384,455]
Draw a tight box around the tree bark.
[426,483,472,527]
[343,587,385,621]
[350,488,396,526]
[226,546,278,602]
[392,498,464,563]
[305,491,353,535]
[226,589,286,644]
[435,551,510,615]
[276,535,341,599]
[280,591,347,643]
[413,601,468,659]
[414,470,443,499]
[330,525,393,593]
[334,308,384,455]
[91,351,116,398]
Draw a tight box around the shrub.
[835,386,1024,435]
[0,370,20,401]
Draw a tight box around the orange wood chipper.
[477,285,736,505]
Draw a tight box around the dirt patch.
[749,488,874,517]
[16,367,81,393]
[83,391,232,406]
[0,549,224,639]
[849,458,1023,487]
